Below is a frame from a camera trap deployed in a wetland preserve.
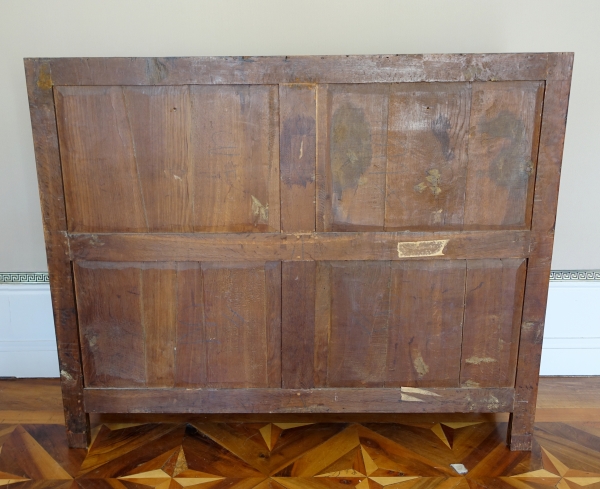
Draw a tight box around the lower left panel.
[73,261,282,389]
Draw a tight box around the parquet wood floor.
[1,378,600,488]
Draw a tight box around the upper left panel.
[54,85,280,233]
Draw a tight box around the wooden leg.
[507,412,533,451]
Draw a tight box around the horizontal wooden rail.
[84,387,515,414]
[68,230,531,262]
[34,53,572,87]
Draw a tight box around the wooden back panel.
[25,54,573,449]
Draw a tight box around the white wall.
[0,0,599,271]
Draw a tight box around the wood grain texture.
[509,60,574,450]
[321,84,389,231]
[24,59,89,448]
[464,81,544,229]
[174,263,206,387]
[282,261,316,389]
[280,84,316,232]
[202,263,271,388]
[385,83,471,230]
[121,86,193,232]
[45,54,557,86]
[68,230,531,262]
[84,387,515,413]
[74,262,146,388]
[386,260,467,387]
[265,262,282,388]
[313,262,332,387]
[190,85,280,232]
[460,259,527,388]
[55,86,148,233]
[327,262,391,387]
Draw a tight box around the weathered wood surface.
[509,64,574,450]
[68,230,531,261]
[39,53,572,87]
[24,59,89,448]
[25,53,573,450]
[73,261,281,389]
[84,387,515,413]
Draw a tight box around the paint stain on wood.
[330,103,372,196]
[465,356,497,365]
[397,239,448,258]
[479,111,532,186]
[37,64,52,91]
[251,196,269,225]
[414,169,442,196]
[413,354,430,377]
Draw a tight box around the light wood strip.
[69,230,531,262]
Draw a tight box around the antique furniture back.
[25,54,573,450]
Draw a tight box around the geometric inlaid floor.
[1,421,600,489]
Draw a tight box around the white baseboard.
[0,284,59,378]
[1,280,599,378]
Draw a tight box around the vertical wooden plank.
[265,261,282,388]
[25,60,89,447]
[175,262,207,387]
[281,261,316,389]
[73,262,146,388]
[141,265,178,387]
[509,58,573,450]
[386,260,466,387]
[460,258,527,388]
[464,81,544,229]
[385,83,471,230]
[202,263,269,387]
[280,84,316,232]
[327,261,391,387]
[122,86,193,232]
[318,84,389,231]
[314,261,332,387]
[316,84,332,232]
[54,86,148,233]
[190,85,280,233]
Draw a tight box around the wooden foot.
[67,429,89,449]
[507,412,534,451]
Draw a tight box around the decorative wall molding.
[550,270,600,281]
[0,272,49,284]
[2,270,600,284]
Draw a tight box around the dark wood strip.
[280,84,317,232]
[313,262,332,387]
[24,59,89,448]
[265,262,282,388]
[84,387,515,413]
[43,54,558,86]
[509,73,573,451]
[282,261,316,389]
[69,230,531,262]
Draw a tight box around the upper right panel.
[317,81,544,231]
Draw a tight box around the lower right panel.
[304,258,526,390]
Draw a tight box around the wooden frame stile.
[24,53,573,451]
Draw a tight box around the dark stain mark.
[146,58,168,84]
[281,115,316,187]
[479,111,533,186]
[431,115,454,161]
[330,103,372,196]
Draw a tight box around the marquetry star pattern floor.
[1,421,600,489]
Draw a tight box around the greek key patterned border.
[550,270,600,281]
[2,270,600,284]
[0,272,49,284]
